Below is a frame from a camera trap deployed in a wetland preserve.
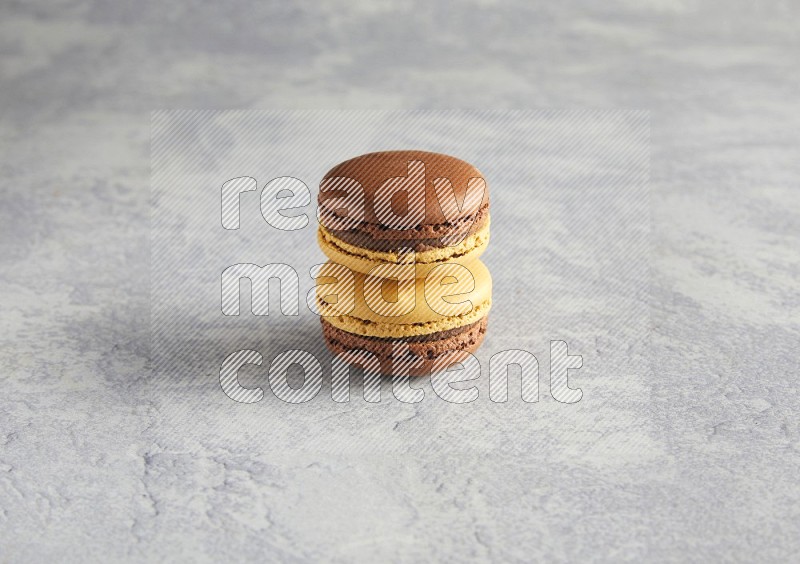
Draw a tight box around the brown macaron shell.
[321,316,488,376]
[318,150,490,252]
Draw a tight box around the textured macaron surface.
[317,219,490,275]
[321,316,489,375]
[318,150,490,251]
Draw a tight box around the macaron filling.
[318,297,492,339]
[321,316,488,363]
[318,203,490,253]
[318,219,490,266]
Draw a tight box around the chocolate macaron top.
[318,150,489,242]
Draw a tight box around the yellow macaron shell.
[315,259,492,338]
[317,219,490,277]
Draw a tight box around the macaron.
[317,150,490,276]
[315,259,492,375]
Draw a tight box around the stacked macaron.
[316,150,491,375]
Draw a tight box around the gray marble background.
[1,1,798,562]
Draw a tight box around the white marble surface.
[1,1,799,562]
